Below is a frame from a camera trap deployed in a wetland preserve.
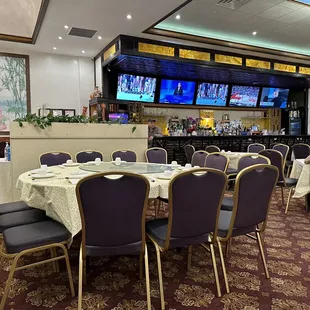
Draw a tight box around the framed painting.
[0,53,30,134]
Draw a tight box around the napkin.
[68,179,79,185]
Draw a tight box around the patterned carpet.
[1,189,310,310]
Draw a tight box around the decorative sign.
[274,63,296,73]
[246,59,271,70]
[299,66,310,75]
[138,43,174,57]
[215,54,242,66]
[103,44,116,61]
[179,49,210,61]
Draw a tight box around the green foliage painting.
[0,55,28,132]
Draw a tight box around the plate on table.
[156,174,174,180]
[62,163,80,167]
[111,160,126,164]
[30,168,51,174]
[32,172,55,179]
[70,171,89,177]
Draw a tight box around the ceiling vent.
[68,27,97,38]
[216,0,252,9]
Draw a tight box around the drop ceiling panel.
[257,5,294,19]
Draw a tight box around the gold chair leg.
[285,187,294,214]
[0,255,19,310]
[0,242,5,267]
[60,244,75,297]
[256,231,269,279]
[154,243,165,310]
[286,165,291,178]
[225,238,232,258]
[78,246,84,310]
[217,238,230,294]
[210,243,221,297]
[139,251,143,280]
[50,249,57,272]
[187,245,193,270]
[144,245,152,310]
[281,187,285,208]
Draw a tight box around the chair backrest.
[259,149,284,182]
[111,150,137,162]
[75,150,104,163]
[225,165,278,238]
[145,147,167,164]
[247,143,265,153]
[238,154,270,172]
[191,151,209,167]
[272,144,289,163]
[163,168,227,249]
[40,152,72,166]
[205,145,220,153]
[76,172,150,256]
[205,153,229,173]
[292,143,310,159]
[184,145,195,163]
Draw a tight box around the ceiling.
[154,0,310,56]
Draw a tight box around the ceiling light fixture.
[53,47,57,50]
[127,14,132,19]
[252,31,257,36]
[82,50,85,54]
[64,25,69,29]
[176,14,181,20]
[58,36,62,40]
[98,36,102,40]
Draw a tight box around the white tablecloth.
[16,166,171,236]
[290,159,310,198]
[0,158,12,203]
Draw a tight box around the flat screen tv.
[109,113,129,124]
[196,83,229,106]
[259,87,289,109]
[116,74,156,103]
[159,79,196,105]
[229,86,260,107]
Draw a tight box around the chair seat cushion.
[221,197,234,211]
[0,209,47,233]
[279,178,298,187]
[3,220,71,254]
[146,218,168,247]
[0,201,31,216]
[226,168,238,176]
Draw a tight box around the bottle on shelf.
[4,142,8,161]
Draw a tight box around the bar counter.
[153,135,310,165]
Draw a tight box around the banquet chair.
[217,164,278,294]
[40,152,72,166]
[76,172,151,310]
[75,150,104,163]
[145,147,167,164]
[222,154,270,212]
[292,143,310,159]
[146,168,227,308]
[205,153,229,173]
[111,149,137,162]
[0,220,75,310]
[0,201,32,215]
[247,143,265,153]
[191,150,208,167]
[272,144,291,177]
[184,145,195,164]
[205,145,220,153]
[259,149,298,214]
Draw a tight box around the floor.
[1,189,310,310]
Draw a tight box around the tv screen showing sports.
[259,87,289,109]
[159,79,196,105]
[116,74,156,102]
[229,86,260,107]
[196,83,229,106]
[109,113,129,124]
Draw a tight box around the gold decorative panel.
[138,43,174,57]
[246,59,270,70]
[103,44,116,61]
[299,66,310,75]
[215,54,242,66]
[274,63,296,73]
[179,49,210,61]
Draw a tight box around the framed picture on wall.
[0,53,30,134]
[38,108,76,117]
[64,109,75,116]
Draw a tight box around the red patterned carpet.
[1,189,310,309]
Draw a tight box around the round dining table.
[16,162,180,236]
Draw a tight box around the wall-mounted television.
[109,113,129,124]
[259,87,289,109]
[196,83,229,106]
[159,79,196,105]
[116,74,156,103]
[229,86,260,107]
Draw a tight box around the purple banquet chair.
[145,147,167,164]
[75,150,104,163]
[39,152,72,166]
[217,164,278,294]
[184,145,195,164]
[146,168,227,307]
[76,172,151,310]
[205,145,220,153]
[205,153,229,173]
[111,150,137,162]
[272,144,291,177]
[247,143,265,153]
[292,143,310,159]
[191,150,208,167]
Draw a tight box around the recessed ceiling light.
[98,36,102,40]
[252,31,257,36]
[64,25,69,29]
[82,50,85,54]
[176,14,181,20]
[127,14,132,19]
[53,47,57,50]
[58,36,62,40]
